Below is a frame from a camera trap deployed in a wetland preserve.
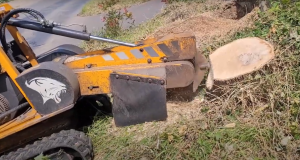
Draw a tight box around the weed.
[80,0,149,16]
[165,0,207,3]
[0,0,10,3]
[34,154,49,160]
[99,0,119,11]
[100,8,134,38]
[81,10,163,51]
[0,0,10,2]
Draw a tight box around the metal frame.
[0,3,201,149]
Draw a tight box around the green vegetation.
[88,117,275,159]
[81,1,214,51]
[81,12,163,51]
[0,0,10,3]
[80,0,149,16]
[85,0,300,159]
[34,154,49,160]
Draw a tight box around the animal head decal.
[25,77,67,104]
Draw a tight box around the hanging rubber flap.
[110,72,167,127]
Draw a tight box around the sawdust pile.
[148,1,259,49]
[107,101,203,141]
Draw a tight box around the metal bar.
[8,18,139,47]
[90,35,138,47]
[7,18,91,41]
[0,102,29,125]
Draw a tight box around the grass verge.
[81,0,221,51]
[0,0,10,3]
[85,0,300,159]
[80,0,150,16]
[88,116,277,160]
[80,14,163,51]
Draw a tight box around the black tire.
[0,129,93,160]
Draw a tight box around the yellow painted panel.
[0,109,40,139]
[76,70,112,95]
[7,26,38,66]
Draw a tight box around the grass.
[80,0,150,16]
[87,116,277,159]
[81,14,163,51]
[84,0,300,159]
[34,154,49,160]
[0,0,10,3]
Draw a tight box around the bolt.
[137,77,141,82]
[88,86,99,90]
[88,86,93,90]
[163,57,168,63]
[148,79,152,83]
[147,59,152,64]
[160,80,165,85]
[86,64,92,68]
[139,48,144,52]
[116,75,119,79]
[126,76,130,80]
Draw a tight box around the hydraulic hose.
[1,8,138,69]
[0,8,46,53]
[0,8,46,71]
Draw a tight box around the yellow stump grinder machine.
[0,3,274,160]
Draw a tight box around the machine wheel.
[0,129,93,160]
[0,94,10,114]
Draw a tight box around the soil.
[148,1,259,49]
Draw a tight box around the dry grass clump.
[148,1,259,49]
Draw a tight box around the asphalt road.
[6,0,165,55]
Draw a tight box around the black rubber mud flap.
[110,72,167,127]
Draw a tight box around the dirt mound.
[148,1,258,49]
